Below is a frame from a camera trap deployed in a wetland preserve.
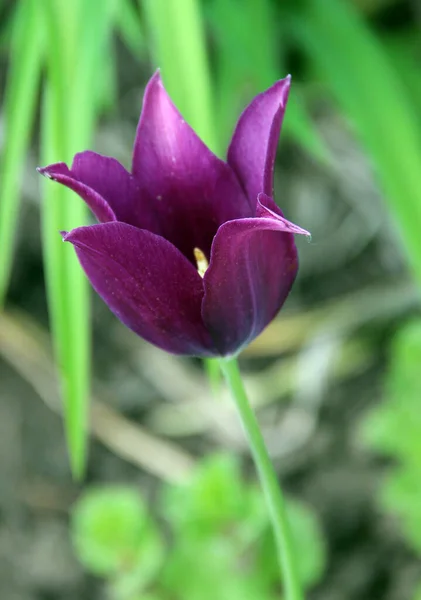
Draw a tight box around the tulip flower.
[38,71,309,357]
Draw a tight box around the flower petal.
[202,194,309,356]
[256,193,311,236]
[64,222,216,356]
[227,77,291,210]
[39,151,161,233]
[38,160,117,223]
[132,71,250,261]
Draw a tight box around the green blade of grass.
[40,0,118,478]
[207,0,329,162]
[142,0,218,153]
[41,0,89,480]
[117,0,146,58]
[95,34,118,117]
[0,5,13,53]
[291,0,421,285]
[383,32,421,130]
[0,0,43,306]
[141,0,222,389]
[285,94,330,164]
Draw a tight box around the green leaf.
[71,487,164,587]
[285,91,331,164]
[361,320,421,462]
[361,319,421,563]
[207,0,330,161]
[127,596,164,600]
[141,0,227,392]
[291,0,421,286]
[0,4,13,52]
[0,0,43,306]
[413,582,421,600]
[40,0,118,478]
[383,32,421,130]
[161,454,326,596]
[162,536,275,600]
[40,0,90,481]
[117,0,146,58]
[142,0,218,153]
[161,454,266,539]
[380,467,421,554]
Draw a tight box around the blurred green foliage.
[289,0,421,286]
[205,0,330,160]
[71,455,326,600]
[361,319,421,596]
[72,487,164,599]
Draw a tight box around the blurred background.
[0,0,421,598]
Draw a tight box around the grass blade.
[40,0,118,478]
[291,0,421,285]
[40,0,89,480]
[117,0,146,58]
[0,0,43,306]
[141,0,223,390]
[142,0,218,153]
[383,32,421,129]
[207,0,329,161]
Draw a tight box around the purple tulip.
[38,72,309,357]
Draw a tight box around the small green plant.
[71,487,164,599]
[71,454,327,599]
[361,319,421,597]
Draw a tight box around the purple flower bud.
[38,71,309,357]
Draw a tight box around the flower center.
[193,247,209,278]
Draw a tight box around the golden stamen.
[193,247,209,278]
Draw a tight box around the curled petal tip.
[274,75,291,105]
[37,166,53,179]
[257,193,311,237]
[36,162,72,181]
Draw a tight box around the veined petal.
[63,222,216,356]
[202,194,309,356]
[39,151,160,233]
[227,77,291,210]
[132,71,250,261]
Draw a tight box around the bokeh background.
[0,0,421,599]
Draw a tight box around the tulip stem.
[218,357,304,600]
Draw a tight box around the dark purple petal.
[202,194,309,356]
[256,193,312,235]
[38,161,117,223]
[39,152,161,233]
[63,222,216,356]
[227,77,291,210]
[132,71,250,262]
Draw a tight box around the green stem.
[218,357,304,600]
[204,357,222,397]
